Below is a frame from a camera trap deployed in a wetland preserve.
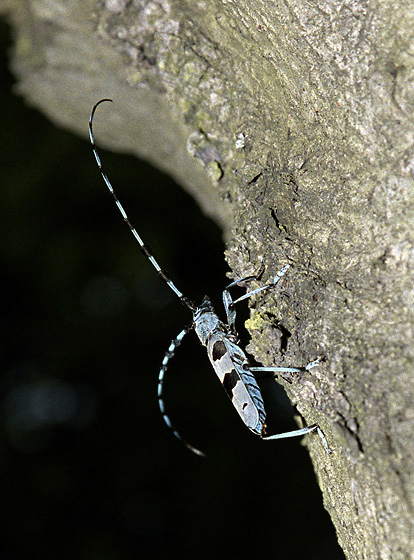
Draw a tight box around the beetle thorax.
[193,297,222,346]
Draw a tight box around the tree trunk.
[3,1,414,558]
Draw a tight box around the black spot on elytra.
[223,370,238,398]
[212,340,227,361]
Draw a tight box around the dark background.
[0,19,344,560]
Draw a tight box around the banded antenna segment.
[88,98,196,313]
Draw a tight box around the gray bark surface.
[2,1,414,558]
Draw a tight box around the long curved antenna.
[158,327,206,457]
[89,99,196,312]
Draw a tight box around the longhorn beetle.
[89,99,330,457]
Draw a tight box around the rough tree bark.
[2,1,414,558]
